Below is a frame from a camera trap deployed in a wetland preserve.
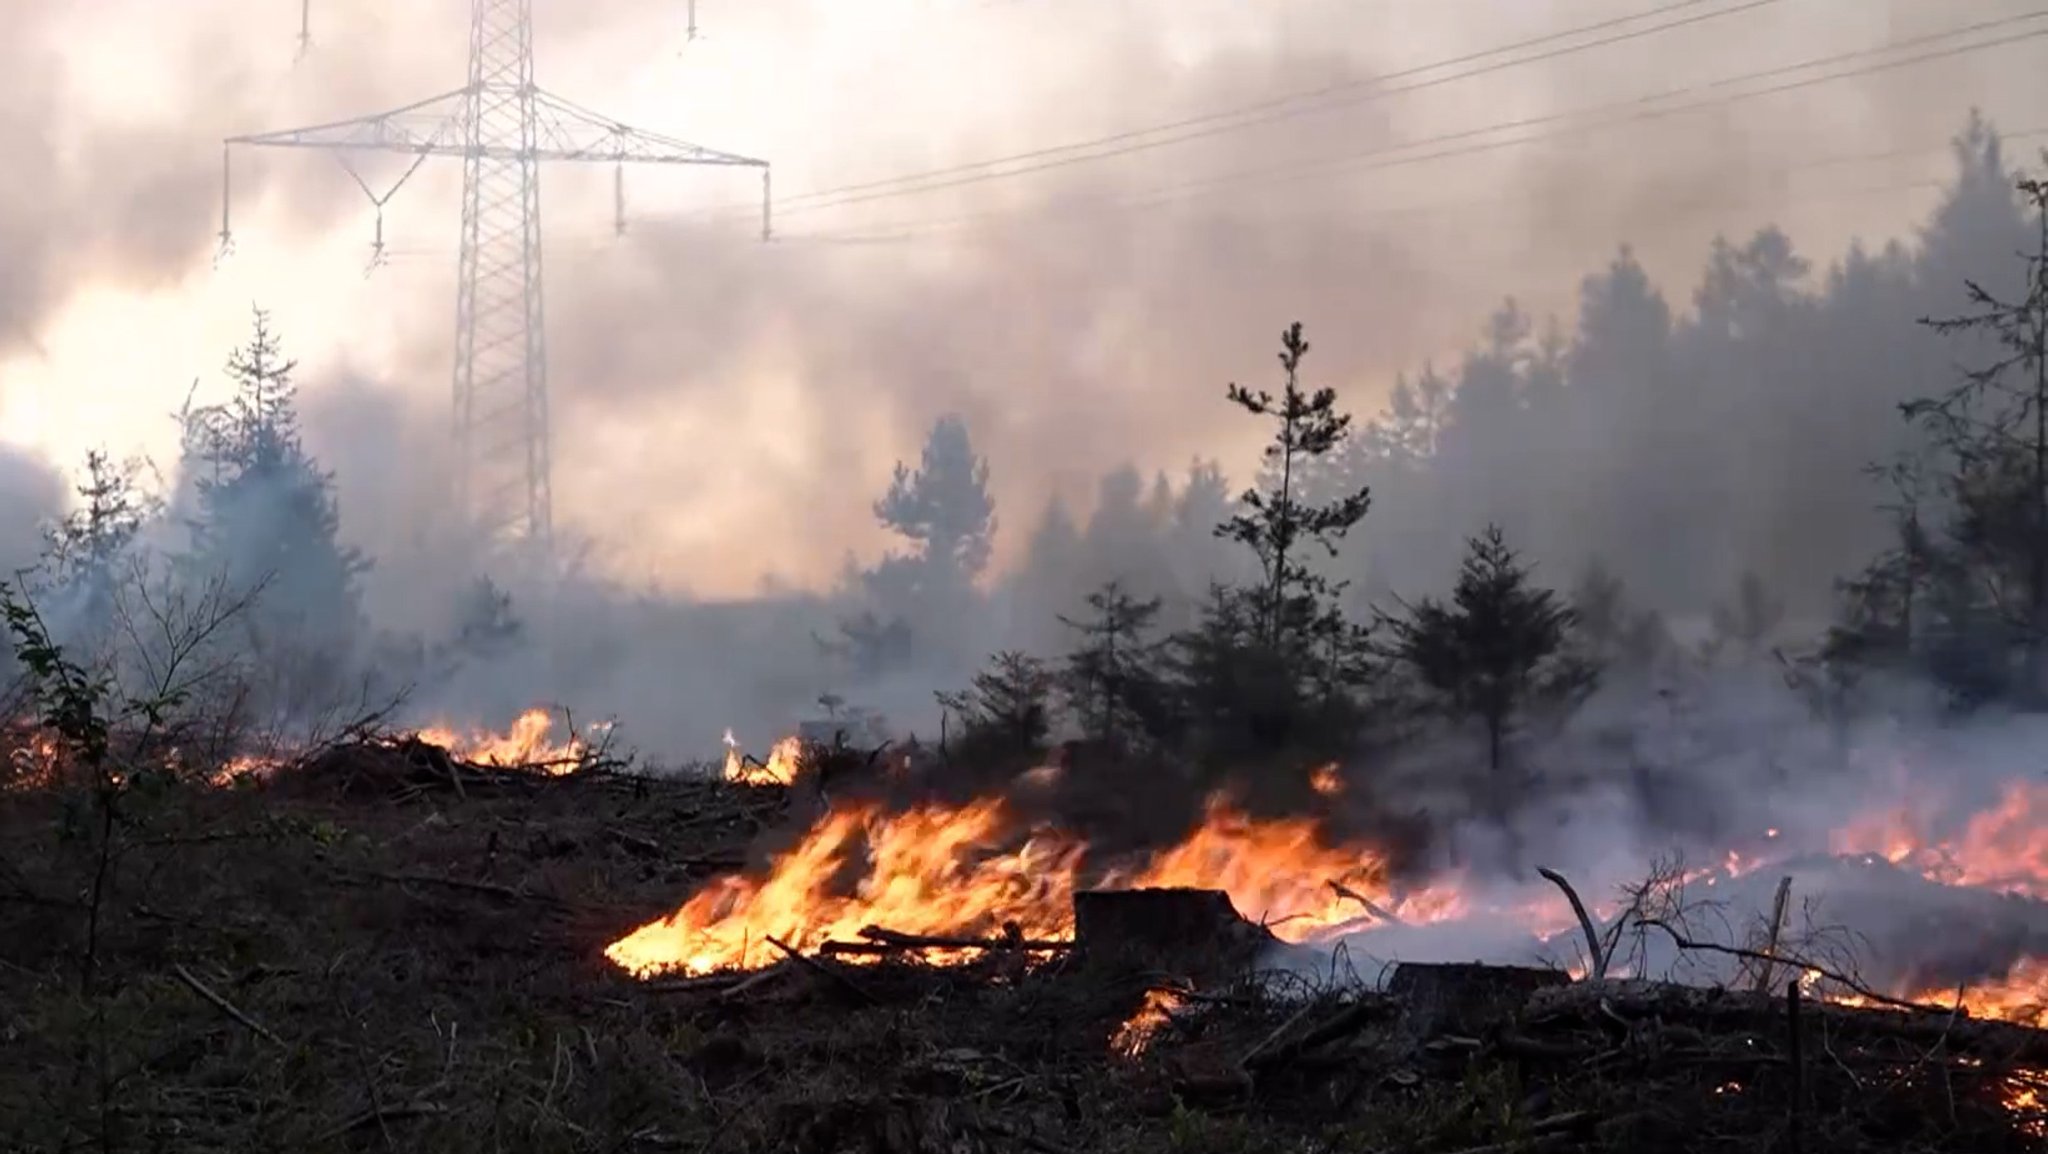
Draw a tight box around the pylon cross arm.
[223,87,767,170]
[225,89,471,156]
[530,90,766,168]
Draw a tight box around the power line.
[773,128,2048,247]
[761,12,2048,237]
[753,0,1775,214]
[372,124,2048,262]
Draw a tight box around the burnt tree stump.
[1074,887,1276,984]
[1388,962,1571,1037]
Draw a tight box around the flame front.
[414,707,588,773]
[605,797,1087,976]
[603,791,1434,978]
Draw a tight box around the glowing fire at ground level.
[604,771,2048,1033]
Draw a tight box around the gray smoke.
[11,0,2048,772]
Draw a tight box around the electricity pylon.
[220,0,770,557]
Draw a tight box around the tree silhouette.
[451,576,521,659]
[176,308,368,687]
[1900,174,2048,702]
[41,450,159,651]
[1057,579,1165,748]
[843,414,997,674]
[1381,525,1587,777]
[874,414,997,590]
[936,650,1053,759]
[1568,558,1669,674]
[1216,322,1372,651]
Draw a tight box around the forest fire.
[606,789,1459,979]
[413,707,593,773]
[606,747,2048,1040]
[2,707,594,791]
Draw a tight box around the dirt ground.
[0,746,2041,1153]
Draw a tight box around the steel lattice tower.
[220,0,770,556]
[454,0,550,550]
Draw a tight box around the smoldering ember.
[12,4,2048,1153]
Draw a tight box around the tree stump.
[1387,961,1571,1037]
[1073,887,1275,984]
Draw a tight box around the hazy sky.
[3,0,2044,596]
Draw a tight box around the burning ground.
[2,719,2044,1153]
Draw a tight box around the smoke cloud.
[10,0,2048,769]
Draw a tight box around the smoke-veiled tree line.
[831,114,2048,817]
[3,307,519,751]
[6,113,2044,803]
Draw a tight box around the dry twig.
[171,962,284,1047]
[1328,879,1406,926]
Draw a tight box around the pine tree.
[936,650,1053,758]
[1217,323,1373,653]
[873,414,997,590]
[844,415,996,673]
[1057,579,1164,748]
[1381,525,1589,777]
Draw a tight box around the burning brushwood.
[816,924,1073,958]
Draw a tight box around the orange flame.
[603,793,1450,978]
[1112,989,1184,1057]
[4,728,62,792]
[1832,780,2048,899]
[414,707,590,774]
[723,733,804,785]
[605,796,1084,976]
[1309,763,1343,797]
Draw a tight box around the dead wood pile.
[271,733,630,801]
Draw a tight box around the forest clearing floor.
[0,742,2042,1153]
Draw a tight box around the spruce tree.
[935,650,1053,759]
[1057,579,1165,748]
[1381,525,1588,777]
[177,308,368,680]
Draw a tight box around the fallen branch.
[171,963,284,1047]
[1243,996,1397,1072]
[1329,880,1406,926]
[315,1101,446,1142]
[1537,867,1606,980]
[861,925,1072,952]
[1635,919,1919,1011]
[718,961,795,1000]
[764,936,877,1005]
[339,868,568,907]
[639,971,755,995]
